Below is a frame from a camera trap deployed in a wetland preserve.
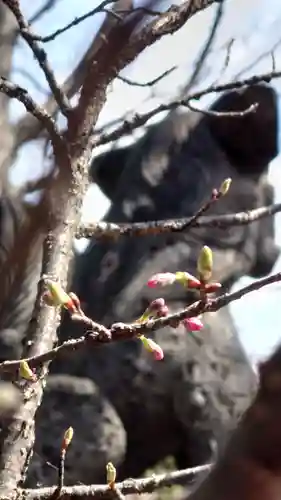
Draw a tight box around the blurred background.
[11,0,281,364]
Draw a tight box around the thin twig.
[215,38,234,82]
[94,68,281,146]
[180,0,225,96]
[117,66,177,87]
[19,464,212,500]
[13,67,49,95]
[76,202,281,240]
[186,100,258,117]
[30,1,118,43]
[29,0,58,25]
[0,77,63,148]
[3,0,70,116]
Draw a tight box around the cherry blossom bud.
[44,279,71,308]
[175,271,201,289]
[212,188,219,199]
[204,282,222,294]
[197,246,213,282]
[219,178,232,196]
[19,360,37,382]
[68,292,82,314]
[43,279,80,314]
[106,462,116,488]
[183,316,204,332]
[138,298,169,322]
[62,426,74,451]
[147,272,176,288]
[140,335,164,360]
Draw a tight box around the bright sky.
[9,0,281,363]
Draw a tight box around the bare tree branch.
[13,0,136,149]
[0,77,62,143]
[180,0,225,96]
[94,67,281,145]
[76,202,281,240]
[13,0,219,151]
[30,1,118,43]
[117,65,177,87]
[3,0,71,117]
[185,100,258,116]
[20,464,212,500]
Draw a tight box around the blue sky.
[10,0,281,363]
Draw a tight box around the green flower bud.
[197,245,213,282]
[106,462,116,487]
[44,279,70,307]
[62,426,74,451]
[219,177,232,196]
[19,360,37,382]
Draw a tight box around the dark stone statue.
[0,85,279,486]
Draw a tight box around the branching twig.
[3,0,70,117]
[20,464,212,500]
[2,269,281,373]
[14,0,218,150]
[0,77,64,155]
[94,68,281,145]
[0,77,56,134]
[76,202,281,240]
[30,1,118,43]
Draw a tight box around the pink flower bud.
[140,335,164,360]
[137,298,169,322]
[175,272,201,289]
[67,292,82,314]
[204,282,222,294]
[150,298,169,317]
[147,273,176,288]
[182,316,203,332]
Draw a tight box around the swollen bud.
[147,272,176,288]
[175,271,201,289]
[106,462,116,488]
[43,279,80,314]
[197,246,213,282]
[219,178,232,196]
[44,279,71,307]
[137,298,168,322]
[182,316,203,332]
[204,282,222,293]
[19,360,37,382]
[62,426,74,451]
[140,335,164,360]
